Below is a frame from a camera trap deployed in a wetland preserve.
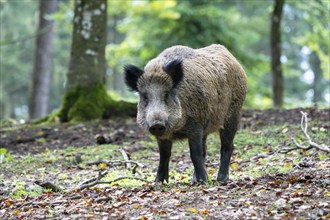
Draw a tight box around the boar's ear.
[163,59,184,88]
[124,64,144,91]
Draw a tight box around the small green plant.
[0,148,13,163]
[10,179,42,199]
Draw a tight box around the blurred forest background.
[0,0,329,121]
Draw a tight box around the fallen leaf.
[284,162,292,169]
[12,209,20,216]
[230,162,239,169]
[200,209,209,215]
[98,163,107,169]
[299,205,311,210]
[289,198,304,204]
[208,169,216,175]
[275,198,287,206]
[187,208,198,214]
[292,190,303,197]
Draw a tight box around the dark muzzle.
[149,124,166,136]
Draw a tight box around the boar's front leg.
[188,125,208,183]
[155,139,172,183]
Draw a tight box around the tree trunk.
[29,0,57,119]
[270,0,285,108]
[57,0,135,122]
[310,52,323,104]
[108,15,125,95]
[66,0,107,90]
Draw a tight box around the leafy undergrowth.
[1,110,330,219]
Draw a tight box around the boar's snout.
[149,123,166,136]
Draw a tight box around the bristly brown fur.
[137,44,247,138]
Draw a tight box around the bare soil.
[1,108,329,156]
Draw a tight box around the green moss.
[67,84,109,121]
[56,84,136,122]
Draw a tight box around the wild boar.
[124,44,247,183]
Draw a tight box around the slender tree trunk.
[270,0,285,108]
[310,52,322,104]
[29,0,57,119]
[108,15,125,95]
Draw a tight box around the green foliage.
[0,148,13,163]
[10,178,43,199]
[293,0,329,77]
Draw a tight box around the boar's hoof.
[217,175,229,185]
[149,124,166,136]
[192,172,208,184]
[155,176,169,184]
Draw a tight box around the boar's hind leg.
[155,139,172,183]
[202,135,208,159]
[217,112,240,183]
[192,135,208,183]
[188,126,208,183]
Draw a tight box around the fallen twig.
[95,130,126,144]
[87,159,144,170]
[232,154,273,165]
[87,177,148,188]
[34,181,63,192]
[15,200,69,209]
[281,111,330,153]
[230,148,281,166]
[79,175,148,190]
[119,148,131,169]
[92,196,112,203]
[79,171,109,186]
[79,171,108,190]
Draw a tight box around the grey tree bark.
[270,0,285,108]
[57,0,110,122]
[29,0,57,119]
[66,0,107,91]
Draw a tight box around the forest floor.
[0,108,329,219]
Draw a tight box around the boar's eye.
[164,91,170,103]
[140,93,148,105]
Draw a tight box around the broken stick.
[281,111,330,153]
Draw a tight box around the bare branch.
[78,175,148,190]
[15,200,69,209]
[91,176,148,185]
[34,181,63,192]
[79,171,108,186]
[119,148,131,169]
[87,159,144,169]
[231,148,280,167]
[282,111,330,153]
[78,171,108,190]
[0,24,53,46]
